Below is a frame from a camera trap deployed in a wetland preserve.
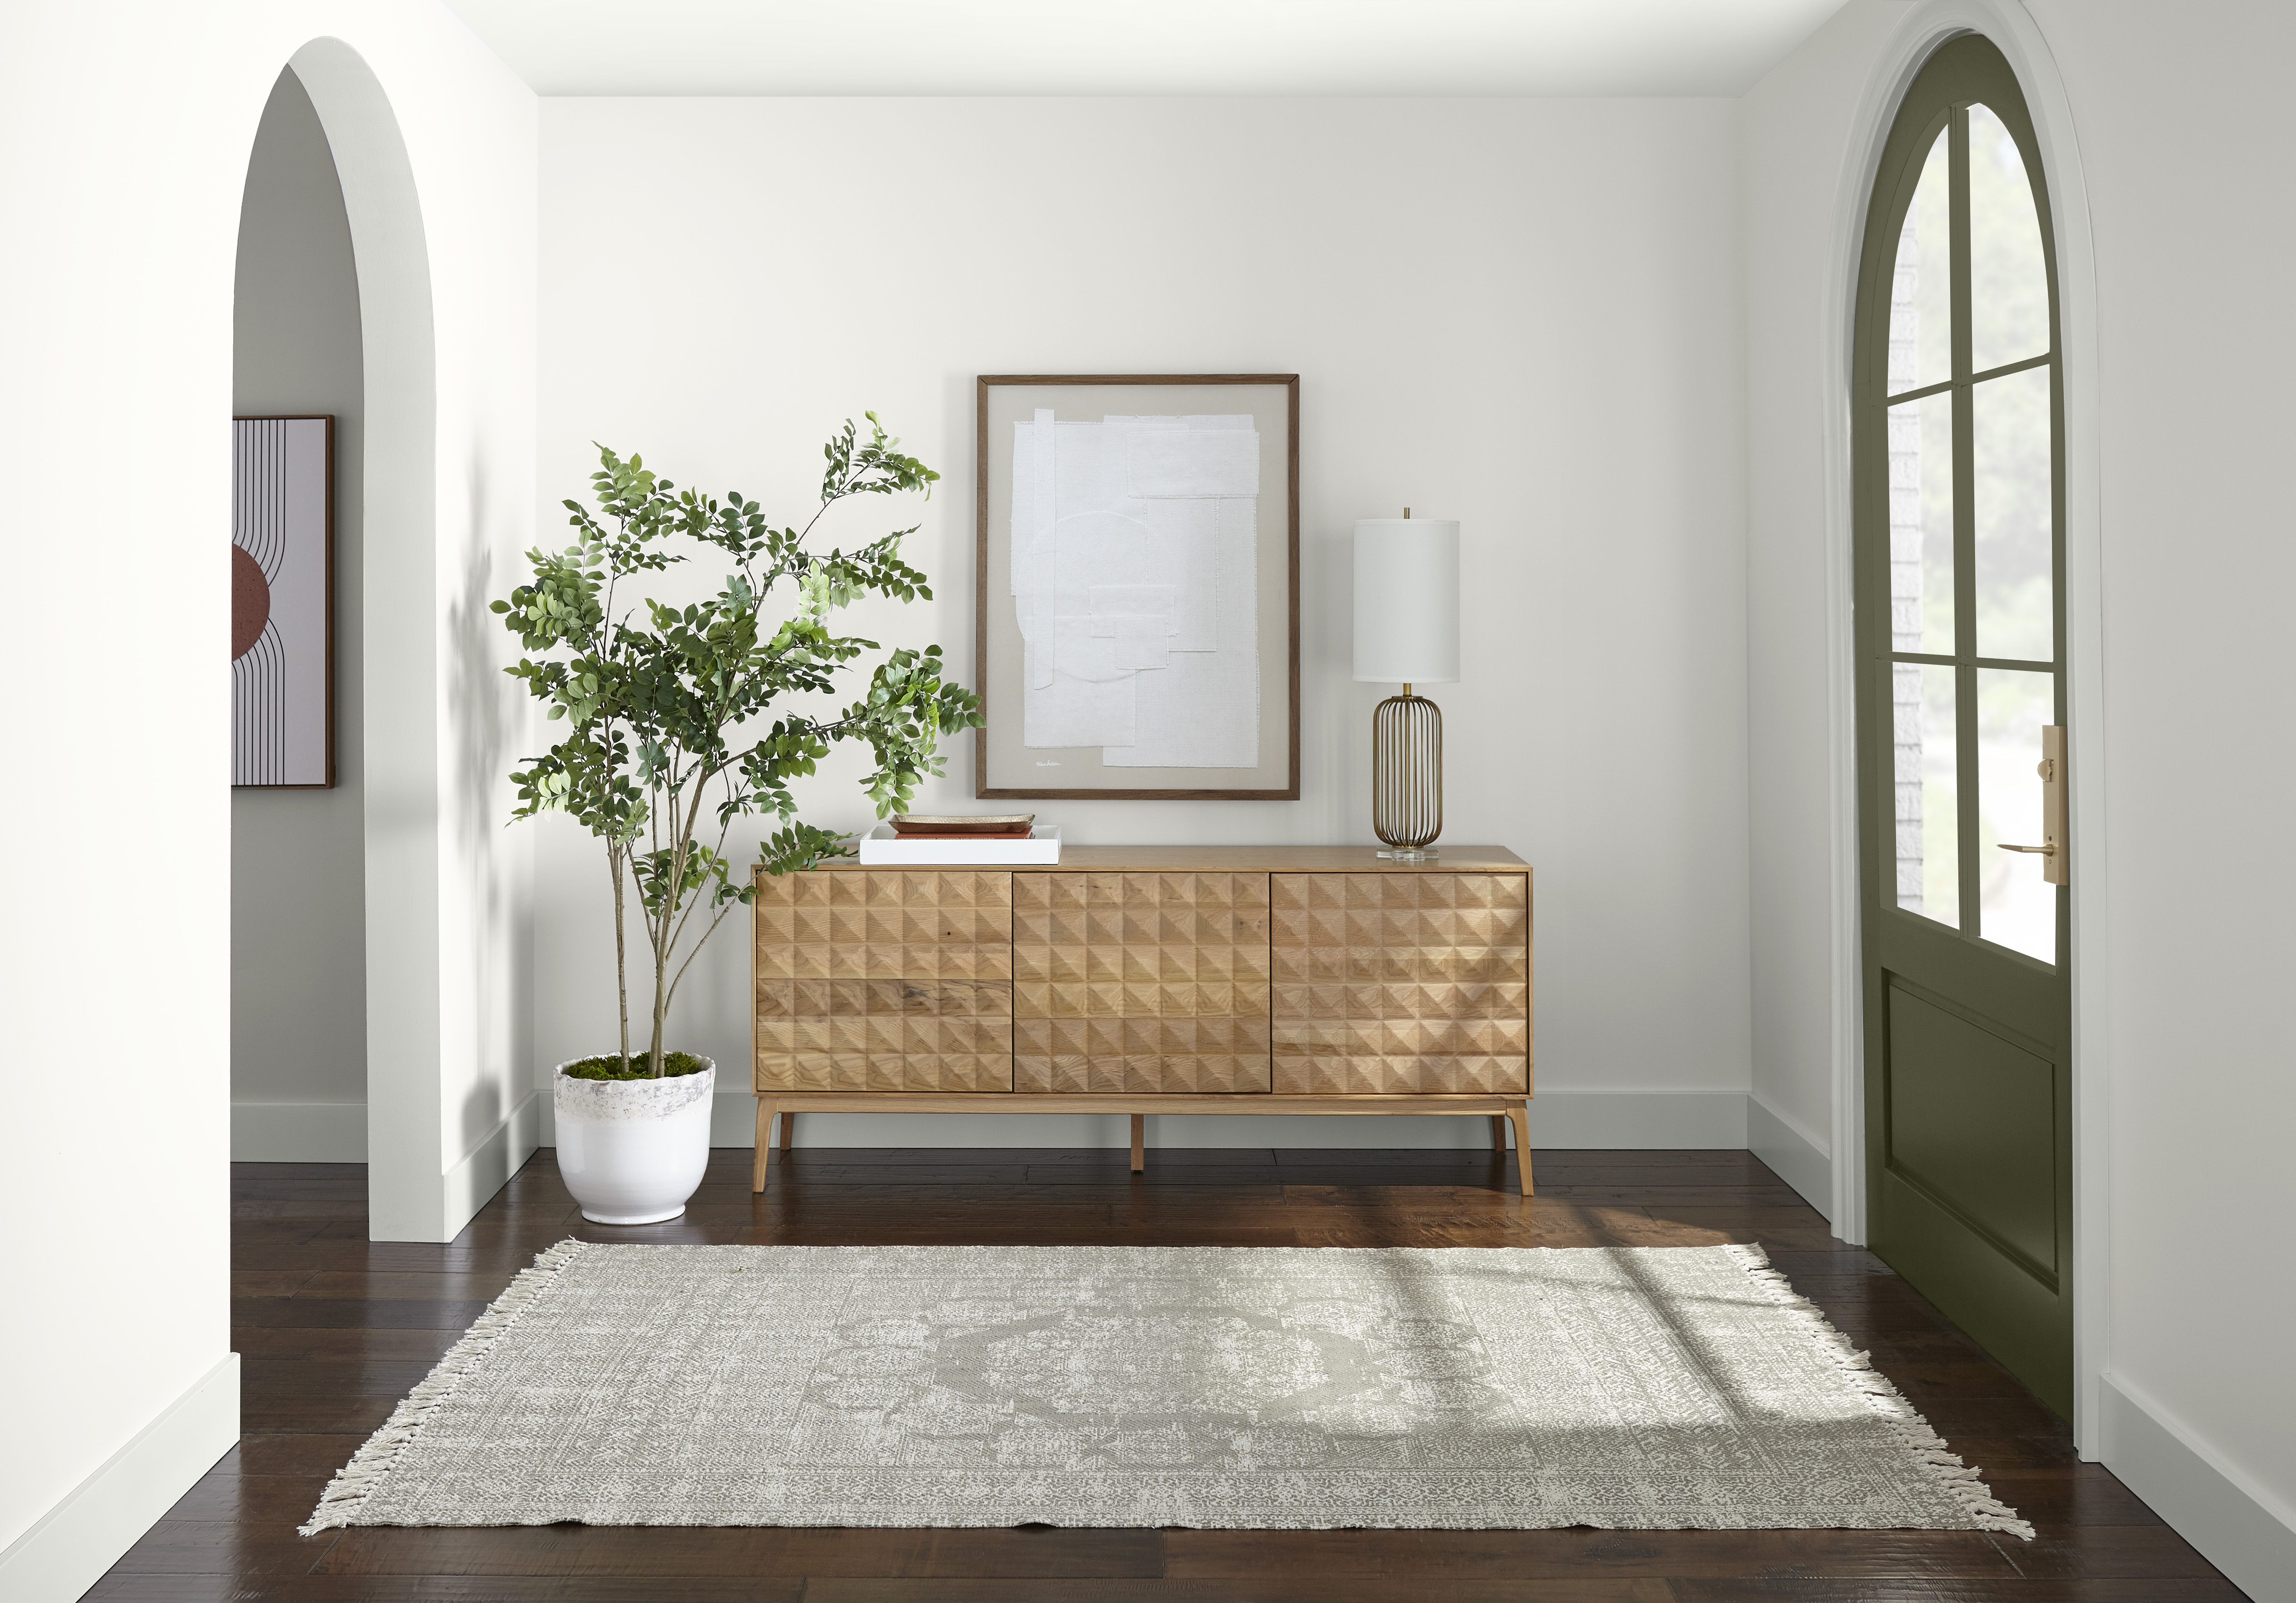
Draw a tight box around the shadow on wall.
[449,464,524,1159]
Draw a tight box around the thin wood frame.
[974,374,1301,800]
[231,413,336,789]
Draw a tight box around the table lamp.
[1353,509,1460,861]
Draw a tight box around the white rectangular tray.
[855,823,1061,865]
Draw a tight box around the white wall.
[232,65,370,1161]
[533,96,1753,1149]
[2035,0,2296,1591]
[1738,1,1903,1215]
[1741,2,2296,1596]
[0,4,534,1596]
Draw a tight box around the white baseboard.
[230,1100,366,1162]
[444,1091,541,1238]
[2100,1373,2296,1603]
[0,1352,239,1603]
[536,1088,1753,1151]
[1747,1093,1833,1220]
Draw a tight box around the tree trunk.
[611,844,631,1071]
[649,915,670,1078]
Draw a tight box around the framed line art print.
[976,374,1300,800]
[232,414,335,787]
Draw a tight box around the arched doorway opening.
[230,38,449,1241]
[1820,0,2104,1443]
[230,65,368,1165]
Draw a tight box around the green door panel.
[1884,984,2058,1280]
[1874,1166,2073,1417]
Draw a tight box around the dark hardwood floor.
[91,1145,2244,1601]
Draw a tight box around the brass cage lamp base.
[1372,691,1442,857]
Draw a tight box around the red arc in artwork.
[232,544,271,660]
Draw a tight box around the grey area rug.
[304,1241,2031,1537]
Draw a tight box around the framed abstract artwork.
[232,414,334,787]
[975,374,1300,800]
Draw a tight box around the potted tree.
[496,416,980,1223]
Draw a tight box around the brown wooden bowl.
[888,814,1036,835]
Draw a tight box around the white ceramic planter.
[553,1056,715,1225]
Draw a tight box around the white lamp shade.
[1353,519,1460,684]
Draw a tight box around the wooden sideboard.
[751,845,1532,1193]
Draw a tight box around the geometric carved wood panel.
[754,870,1013,1092]
[1270,873,1530,1094]
[1013,872,1272,1093]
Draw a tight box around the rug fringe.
[298,1238,590,1536]
[1719,1242,2036,1541]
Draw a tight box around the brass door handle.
[2028,726,2068,885]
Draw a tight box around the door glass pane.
[1968,104,2051,374]
[1973,365,2053,661]
[1895,662,1960,927]
[1978,667,2055,963]
[1887,126,1952,395]
[1888,392,1954,655]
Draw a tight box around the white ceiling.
[444,0,1853,98]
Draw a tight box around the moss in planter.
[563,1051,710,1081]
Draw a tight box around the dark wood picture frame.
[975,374,1300,800]
[231,413,336,789]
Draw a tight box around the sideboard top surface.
[766,844,1529,875]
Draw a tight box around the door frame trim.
[1818,0,2110,1453]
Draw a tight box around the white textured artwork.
[1009,411,1259,768]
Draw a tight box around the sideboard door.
[1014,872,1273,1094]
[754,869,1014,1093]
[1270,874,1530,1094]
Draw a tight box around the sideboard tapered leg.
[1490,1114,1507,1149]
[1130,1114,1145,1173]
[780,1111,795,1152]
[754,1100,776,1193]
[1507,1101,1532,1196]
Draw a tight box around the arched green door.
[1852,34,2071,1417]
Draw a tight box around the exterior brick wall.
[1887,217,1927,914]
